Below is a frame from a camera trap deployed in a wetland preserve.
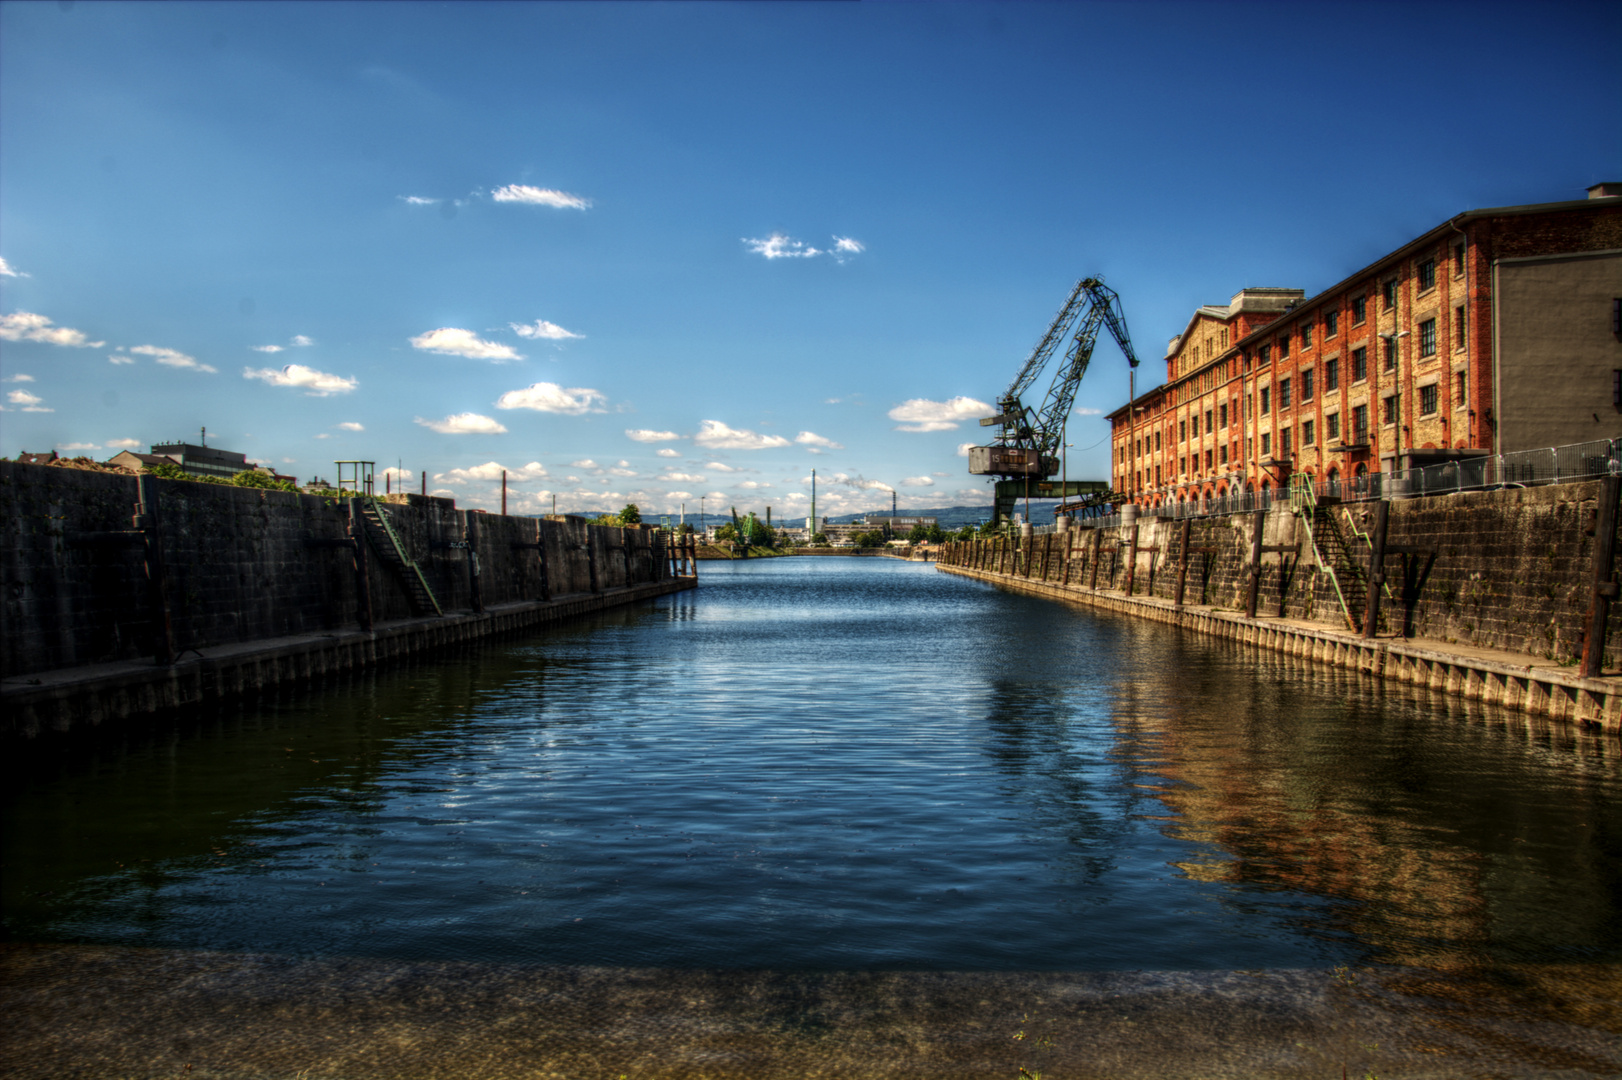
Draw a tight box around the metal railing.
[1084,437,1620,526]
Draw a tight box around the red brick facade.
[1108,190,1622,507]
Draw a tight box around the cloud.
[251,345,284,353]
[3,373,34,382]
[496,381,607,414]
[833,237,865,255]
[108,353,135,365]
[795,430,843,450]
[957,442,977,457]
[411,327,523,362]
[337,421,364,431]
[735,480,771,489]
[511,320,583,341]
[416,412,508,434]
[6,388,51,412]
[243,364,358,395]
[399,195,439,205]
[887,395,993,433]
[656,448,680,458]
[932,471,951,478]
[704,462,740,472]
[571,459,600,470]
[130,344,216,373]
[291,335,313,347]
[608,464,637,477]
[437,460,548,485]
[0,257,29,278]
[900,476,936,487]
[0,311,104,348]
[57,441,99,451]
[813,472,894,494]
[743,233,820,259]
[491,185,591,209]
[694,419,790,450]
[662,472,706,483]
[106,438,142,449]
[626,428,680,443]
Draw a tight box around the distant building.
[862,514,937,534]
[17,450,58,465]
[1108,182,1622,507]
[147,441,250,480]
[107,451,179,473]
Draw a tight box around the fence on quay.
[1034,437,1619,533]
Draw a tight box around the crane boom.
[968,276,1139,526]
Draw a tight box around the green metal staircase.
[1290,475,1365,632]
[359,498,442,616]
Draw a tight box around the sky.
[3,1,1619,522]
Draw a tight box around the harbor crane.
[970,276,1140,527]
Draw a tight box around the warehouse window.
[1418,258,1437,292]
[1352,348,1367,383]
[1204,409,1213,434]
[1419,384,1438,415]
[1382,279,1398,310]
[1454,306,1466,350]
[1280,428,1292,457]
[1180,419,1187,442]
[1325,357,1339,391]
[1351,296,1366,325]
[1261,433,1271,457]
[1327,413,1340,441]
[1302,368,1314,402]
[1352,404,1368,438]
[1383,396,1398,425]
[1219,402,1228,428]
[1302,323,1313,349]
[1456,370,1467,404]
[1418,318,1437,358]
[1384,337,1399,370]
[1279,335,1290,359]
[1279,378,1292,409]
[1325,309,1339,337]
[1453,242,1465,276]
[1260,387,1271,414]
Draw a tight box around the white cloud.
[337,421,364,431]
[416,412,508,435]
[496,382,607,414]
[251,345,284,353]
[291,335,313,347]
[957,442,977,457]
[7,388,51,411]
[106,438,141,448]
[130,344,216,373]
[662,472,706,483]
[243,364,358,395]
[694,419,790,450]
[626,428,680,443]
[491,185,591,210]
[0,257,29,278]
[0,311,104,348]
[400,195,439,205]
[511,320,583,341]
[411,327,524,362]
[887,396,994,433]
[3,373,34,382]
[108,353,135,365]
[656,448,680,458]
[437,460,548,485]
[608,465,637,477]
[900,476,936,487]
[666,490,694,501]
[704,462,740,472]
[833,236,865,255]
[743,233,820,259]
[795,430,843,450]
[735,480,771,489]
[571,459,600,470]
[57,441,99,451]
[381,467,416,482]
[821,472,894,493]
[932,471,952,478]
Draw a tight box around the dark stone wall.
[940,480,1621,667]
[1,463,669,678]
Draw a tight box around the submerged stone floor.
[3,944,1618,1078]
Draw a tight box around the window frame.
[1351,347,1367,383]
[1350,296,1365,325]
[1418,258,1437,292]
[1325,357,1339,392]
[1418,318,1437,358]
[1419,383,1438,416]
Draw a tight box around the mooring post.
[536,519,552,601]
[464,510,484,613]
[587,527,601,593]
[1362,500,1390,639]
[1245,508,1266,619]
[1174,517,1192,608]
[347,497,373,633]
[1581,473,1621,678]
[1089,529,1104,590]
[135,474,177,664]
[1125,522,1140,596]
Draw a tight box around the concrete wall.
[941,480,1622,667]
[1495,249,1622,453]
[0,462,670,679]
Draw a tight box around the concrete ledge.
[939,564,1622,733]
[1,578,696,740]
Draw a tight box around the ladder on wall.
[1290,474,1364,632]
[360,498,443,616]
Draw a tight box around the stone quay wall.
[937,482,1622,727]
[1,460,686,681]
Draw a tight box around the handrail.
[1296,505,1357,632]
[365,497,442,615]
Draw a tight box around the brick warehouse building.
[1107,183,1622,508]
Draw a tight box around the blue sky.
[3,1,1618,520]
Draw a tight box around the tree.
[713,523,739,544]
[925,523,946,544]
[810,531,829,546]
[231,469,300,493]
[618,503,642,525]
[906,522,930,544]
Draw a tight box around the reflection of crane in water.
[969,277,1141,526]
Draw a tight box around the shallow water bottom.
[4,944,1618,1079]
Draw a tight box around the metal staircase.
[1290,475,1364,632]
[359,498,442,616]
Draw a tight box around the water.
[4,558,1620,1077]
